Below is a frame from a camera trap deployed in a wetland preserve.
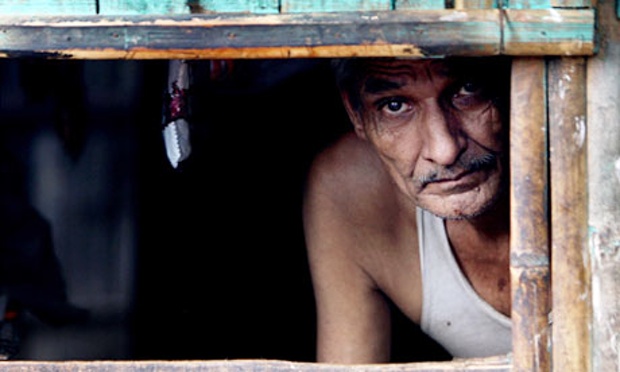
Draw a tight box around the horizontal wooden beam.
[503,9,596,56]
[0,357,511,371]
[0,10,500,59]
[0,9,594,59]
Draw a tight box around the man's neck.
[445,195,510,254]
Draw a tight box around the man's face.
[345,58,508,220]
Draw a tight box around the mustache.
[416,152,499,188]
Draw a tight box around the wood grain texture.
[509,58,551,372]
[281,0,391,12]
[503,9,595,55]
[550,0,592,8]
[0,10,501,59]
[98,0,189,15]
[587,1,620,371]
[505,0,551,9]
[0,0,96,15]
[395,0,446,10]
[454,0,498,9]
[191,0,279,14]
[548,56,591,372]
[0,358,511,371]
[0,7,596,59]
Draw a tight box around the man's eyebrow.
[363,77,405,94]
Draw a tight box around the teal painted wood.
[192,0,279,13]
[281,0,392,13]
[550,0,592,7]
[503,9,595,54]
[0,11,502,58]
[506,0,552,9]
[395,0,445,10]
[0,0,95,15]
[455,0,499,9]
[99,0,189,15]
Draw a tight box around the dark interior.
[0,58,450,362]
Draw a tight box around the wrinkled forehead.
[363,58,452,74]
[360,59,456,93]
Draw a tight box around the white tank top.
[417,208,512,358]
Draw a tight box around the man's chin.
[417,192,500,221]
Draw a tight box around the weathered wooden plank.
[509,58,551,372]
[0,357,512,371]
[503,9,595,55]
[588,1,620,371]
[191,0,279,14]
[548,56,591,372]
[0,8,596,59]
[0,0,96,15]
[550,0,592,9]
[454,0,498,9]
[505,0,552,10]
[0,10,501,59]
[281,0,391,13]
[454,0,496,17]
[394,0,446,10]
[98,0,189,15]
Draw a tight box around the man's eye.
[451,81,490,111]
[379,98,411,114]
[456,81,482,96]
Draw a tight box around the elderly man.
[303,57,512,363]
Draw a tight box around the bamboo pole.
[548,57,591,372]
[510,58,551,372]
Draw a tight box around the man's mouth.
[418,152,499,190]
[421,170,483,194]
[431,170,473,184]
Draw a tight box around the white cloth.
[417,208,512,358]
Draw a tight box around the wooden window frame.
[0,0,610,370]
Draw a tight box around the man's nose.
[420,102,465,166]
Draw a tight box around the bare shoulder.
[303,131,413,267]
[304,132,392,221]
[303,131,423,324]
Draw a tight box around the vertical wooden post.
[510,58,551,372]
[588,0,620,369]
[548,57,592,372]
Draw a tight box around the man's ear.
[341,91,367,140]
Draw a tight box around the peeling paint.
[590,226,620,264]
[543,9,564,23]
[557,73,574,102]
[360,15,380,21]
[439,11,468,21]
[573,115,586,149]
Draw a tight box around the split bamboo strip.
[548,57,591,372]
[587,0,620,370]
[0,357,511,371]
[509,58,551,372]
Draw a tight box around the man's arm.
[303,134,392,364]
